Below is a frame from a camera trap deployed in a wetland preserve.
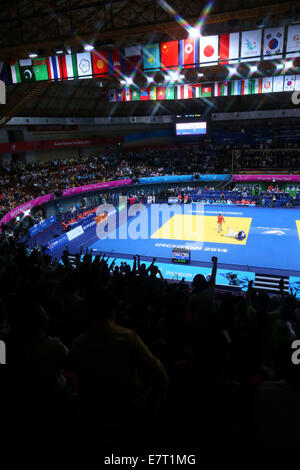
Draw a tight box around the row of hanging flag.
[107,74,300,102]
[5,24,300,84]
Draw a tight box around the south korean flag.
[264,27,284,56]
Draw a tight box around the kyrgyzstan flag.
[179,38,198,68]
[160,41,179,69]
[157,86,166,100]
[92,50,109,76]
[219,33,239,64]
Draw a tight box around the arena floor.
[46,203,300,295]
[88,203,300,271]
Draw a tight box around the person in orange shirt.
[217,213,225,233]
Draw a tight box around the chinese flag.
[92,51,109,75]
[160,41,179,69]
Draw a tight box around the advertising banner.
[233,175,300,182]
[0,193,54,227]
[61,179,133,197]
[29,215,56,237]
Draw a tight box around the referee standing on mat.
[217,213,225,233]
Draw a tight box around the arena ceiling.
[1,0,300,119]
[0,0,298,60]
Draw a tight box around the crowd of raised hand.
[1,235,300,453]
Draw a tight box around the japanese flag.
[199,35,218,65]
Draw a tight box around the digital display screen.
[172,248,190,264]
[176,122,207,136]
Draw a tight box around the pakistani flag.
[165,86,175,100]
[33,58,48,81]
[132,88,140,101]
[10,61,21,83]
[19,59,35,82]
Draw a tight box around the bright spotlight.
[228,66,236,75]
[276,63,284,70]
[188,27,201,39]
[285,60,293,69]
[168,70,180,82]
[249,65,258,73]
[84,44,94,51]
[146,76,154,83]
[126,77,134,86]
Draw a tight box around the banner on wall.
[232,175,300,182]
[0,193,54,227]
[61,178,133,197]
[29,215,56,237]
[0,136,122,154]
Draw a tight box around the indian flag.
[60,54,77,79]
[254,78,263,94]
[10,61,21,83]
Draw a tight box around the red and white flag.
[219,33,239,64]
[176,85,193,99]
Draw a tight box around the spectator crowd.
[1,142,300,221]
[1,234,300,453]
